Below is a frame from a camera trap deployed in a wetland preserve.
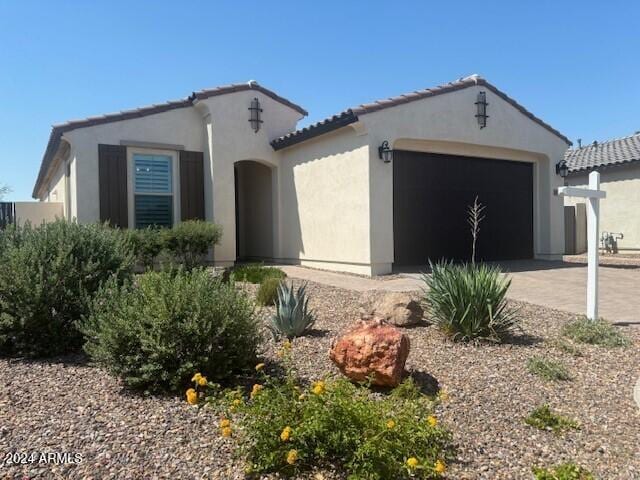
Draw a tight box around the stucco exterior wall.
[47,89,303,266]
[276,128,372,275]
[44,162,66,206]
[361,84,568,272]
[566,164,640,251]
[63,107,205,225]
[194,90,303,264]
[15,202,63,226]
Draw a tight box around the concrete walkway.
[279,261,640,325]
[278,265,420,292]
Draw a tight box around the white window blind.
[133,154,173,228]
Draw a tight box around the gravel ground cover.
[1,280,638,479]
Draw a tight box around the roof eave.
[476,79,572,146]
[567,157,640,175]
[33,82,308,196]
[271,110,358,150]
[193,83,308,117]
[32,127,64,199]
[270,76,572,151]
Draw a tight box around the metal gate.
[0,202,15,229]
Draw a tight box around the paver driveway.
[280,261,640,325]
[496,260,640,326]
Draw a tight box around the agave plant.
[269,282,315,339]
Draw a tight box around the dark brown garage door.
[393,150,533,265]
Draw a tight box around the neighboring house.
[564,132,640,253]
[33,75,570,275]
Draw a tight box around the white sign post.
[557,171,606,320]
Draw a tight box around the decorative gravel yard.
[2,280,638,480]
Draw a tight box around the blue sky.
[0,0,638,200]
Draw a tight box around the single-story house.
[564,132,640,253]
[33,75,570,275]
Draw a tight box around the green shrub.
[81,268,259,393]
[525,405,578,434]
[231,263,286,284]
[562,316,630,348]
[126,226,164,270]
[206,367,453,479]
[549,339,583,357]
[257,277,281,306]
[0,220,133,357]
[532,462,594,480]
[527,356,571,381]
[0,223,22,254]
[422,261,519,342]
[269,282,315,339]
[161,220,222,270]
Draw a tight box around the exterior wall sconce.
[556,159,568,178]
[378,140,393,163]
[475,91,489,128]
[248,97,263,133]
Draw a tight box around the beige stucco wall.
[40,155,76,220]
[15,202,63,226]
[44,162,65,205]
[63,106,206,225]
[276,128,372,275]
[360,85,569,273]
[566,164,640,251]
[194,90,304,264]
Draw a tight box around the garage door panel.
[393,150,533,265]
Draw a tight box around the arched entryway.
[234,160,274,260]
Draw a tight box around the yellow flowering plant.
[204,355,453,479]
[184,372,216,406]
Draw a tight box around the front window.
[133,153,173,228]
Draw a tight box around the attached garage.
[393,150,534,265]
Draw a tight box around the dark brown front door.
[393,150,534,265]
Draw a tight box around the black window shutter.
[98,144,128,228]
[179,150,205,221]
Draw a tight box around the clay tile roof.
[564,132,640,174]
[193,81,307,116]
[49,98,194,133]
[269,110,359,150]
[271,75,572,150]
[33,81,306,198]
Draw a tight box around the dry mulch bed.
[1,281,639,479]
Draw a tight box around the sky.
[0,0,638,201]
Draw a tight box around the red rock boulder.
[329,319,410,387]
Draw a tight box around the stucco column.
[211,155,237,265]
[538,155,565,259]
[201,112,237,267]
[366,138,393,275]
[548,158,566,258]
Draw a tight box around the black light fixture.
[475,91,489,128]
[378,140,393,163]
[556,159,568,178]
[248,97,263,133]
